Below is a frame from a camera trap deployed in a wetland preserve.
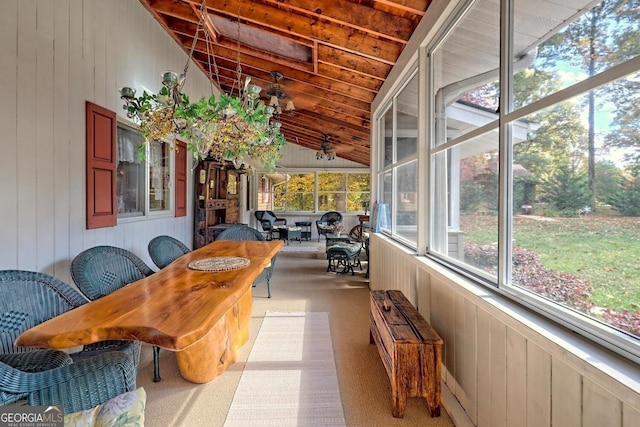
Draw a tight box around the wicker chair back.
[215,225,276,298]
[71,246,154,300]
[0,269,139,411]
[148,235,191,269]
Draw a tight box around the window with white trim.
[375,71,419,246]
[376,0,640,362]
[427,0,640,361]
[116,122,174,219]
[257,171,370,213]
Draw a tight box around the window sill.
[414,255,640,396]
[117,210,173,224]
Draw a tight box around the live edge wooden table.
[16,239,283,384]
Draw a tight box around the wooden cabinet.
[194,161,241,249]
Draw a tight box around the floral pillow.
[64,387,146,427]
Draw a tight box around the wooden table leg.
[233,288,252,347]
[175,288,252,383]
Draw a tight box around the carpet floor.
[279,245,319,252]
[223,312,346,427]
[138,252,455,427]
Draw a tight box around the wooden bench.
[369,290,443,418]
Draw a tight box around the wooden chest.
[369,290,443,418]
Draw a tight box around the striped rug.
[223,312,346,427]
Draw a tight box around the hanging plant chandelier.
[118,0,286,171]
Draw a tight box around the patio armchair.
[316,211,343,241]
[254,210,287,240]
[148,235,191,269]
[215,225,277,298]
[70,246,163,383]
[0,270,139,412]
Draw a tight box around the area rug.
[223,312,346,427]
[279,245,319,252]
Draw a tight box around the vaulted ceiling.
[139,0,432,166]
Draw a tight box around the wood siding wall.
[369,233,640,427]
[0,0,213,283]
[276,142,367,169]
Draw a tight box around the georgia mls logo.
[44,406,62,415]
[0,405,64,427]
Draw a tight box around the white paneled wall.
[369,233,640,427]
[275,143,366,169]
[0,0,214,284]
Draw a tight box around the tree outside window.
[422,0,640,352]
[258,172,370,212]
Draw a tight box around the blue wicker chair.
[70,246,163,382]
[0,270,140,412]
[215,225,277,298]
[254,210,287,240]
[316,211,343,241]
[148,235,191,269]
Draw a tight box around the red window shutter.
[175,140,187,217]
[86,101,117,229]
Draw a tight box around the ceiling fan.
[316,134,335,160]
[315,134,354,161]
[265,71,295,117]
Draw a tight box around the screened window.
[347,173,371,212]
[282,173,315,211]
[420,0,640,360]
[318,173,347,211]
[257,171,370,213]
[375,71,419,246]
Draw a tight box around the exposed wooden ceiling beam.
[139,0,432,168]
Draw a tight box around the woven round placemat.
[188,256,250,272]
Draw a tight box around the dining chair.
[0,269,140,412]
[215,225,277,298]
[148,235,191,269]
[70,245,163,382]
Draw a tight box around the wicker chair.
[148,235,191,269]
[316,211,343,241]
[215,225,277,298]
[70,246,163,382]
[254,210,287,240]
[0,270,140,412]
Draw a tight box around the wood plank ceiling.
[139,0,431,166]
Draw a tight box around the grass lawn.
[461,214,640,313]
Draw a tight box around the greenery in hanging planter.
[174,93,286,171]
[122,87,189,139]
[246,127,287,172]
[121,81,287,171]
